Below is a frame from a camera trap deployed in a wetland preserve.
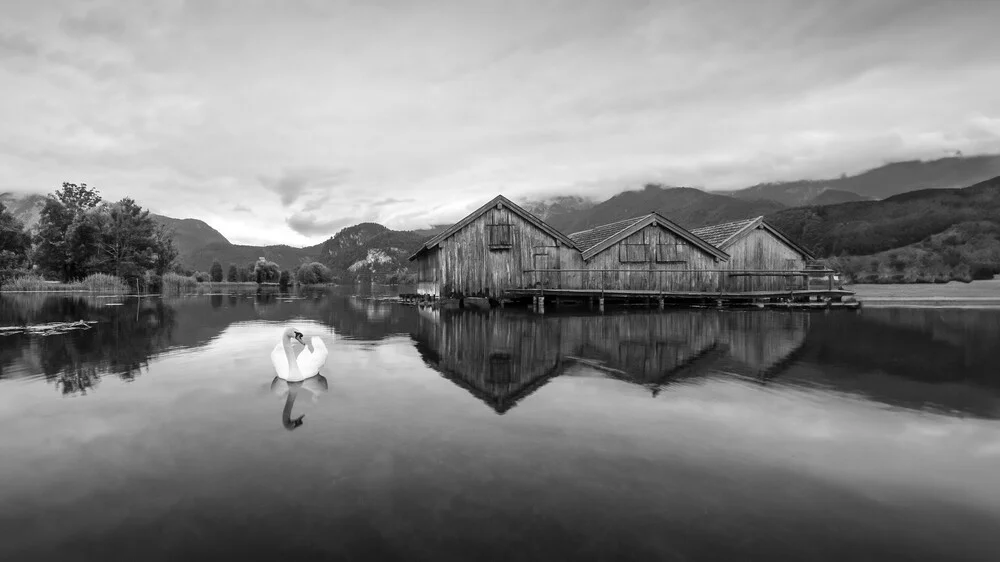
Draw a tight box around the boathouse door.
[532,247,551,288]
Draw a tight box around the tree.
[210,260,223,282]
[0,201,31,271]
[278,269,291,288]
[33,184,177,283]
[295,261,333,285]
[33,182,103,281]
[194,271,210,282]
[253,260,280,284]
[227,263,238,282]
[89,198,160,279]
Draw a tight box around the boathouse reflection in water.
[410,307,811,413]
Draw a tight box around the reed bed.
[3,273,128,293]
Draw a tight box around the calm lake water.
[1,287,999,561]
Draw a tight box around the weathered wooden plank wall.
[565,225,722,292]
[723,228,806,292]
[431,205,577,296]
[415,248,440,295]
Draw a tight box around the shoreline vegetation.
[849,276,1000,306]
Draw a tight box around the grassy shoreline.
[849,276,1000,306]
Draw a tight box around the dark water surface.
[1,287,999,561]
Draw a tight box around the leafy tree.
[278,269,291,288]
[89,198,166,279]
[210,260,223,282]
[295,261,333,285]
[33,182,103,281]
[227,263,238,282]
[194,271,210,282]
[33,183,177,282]
[254,260,280,284]
[0,201,31,271]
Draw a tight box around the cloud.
[285,212,354,238]
[371,197,415,207]
[1,0,999,246]
[232,204,252,213]
[0,32,42,59]
[60,7,129,41]
[257,167,350,207]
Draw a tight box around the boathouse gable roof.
[567,216,646,253]
[574,212,731,262]
[408,195,580,261]
[691,216,815,260]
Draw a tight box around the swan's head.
[283,327,305,345]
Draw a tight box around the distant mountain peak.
[728,153,1000,206]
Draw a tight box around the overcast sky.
[2,0,999,246]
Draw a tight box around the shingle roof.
[690,217,761,248]
[409,195,580,260]
[568,216,646,253]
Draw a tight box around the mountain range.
[3,154,1000,282]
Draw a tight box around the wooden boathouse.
[407,194,856,309]
[408,195,580,298]
[690,216,815,292]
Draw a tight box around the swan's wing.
[270,342,288,379]
[311,336,328,357]
[297,337,328,376]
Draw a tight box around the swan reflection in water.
[269,326,331,430]
[270,375,329,430]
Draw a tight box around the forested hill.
[765,175,1000,282]
[543,185,784,234]
[727,154,1000,207]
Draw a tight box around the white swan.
[270,326,328,382]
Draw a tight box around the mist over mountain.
[725,154,1000,206]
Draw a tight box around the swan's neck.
[283,337,302,379]
[282,386,304,430]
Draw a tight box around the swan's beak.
[294,332,305,345]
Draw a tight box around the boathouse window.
[488,223,513,249]
[620,243,648,263]
[656,243,686,263]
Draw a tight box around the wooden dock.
[402,266,860,311]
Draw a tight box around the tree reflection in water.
[0,295,177,395]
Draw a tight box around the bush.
[194,271,211,283]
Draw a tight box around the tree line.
[1,182,178,288]
[187,259,335,287]
[0,181,351,290]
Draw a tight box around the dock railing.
[518,268,842,295]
